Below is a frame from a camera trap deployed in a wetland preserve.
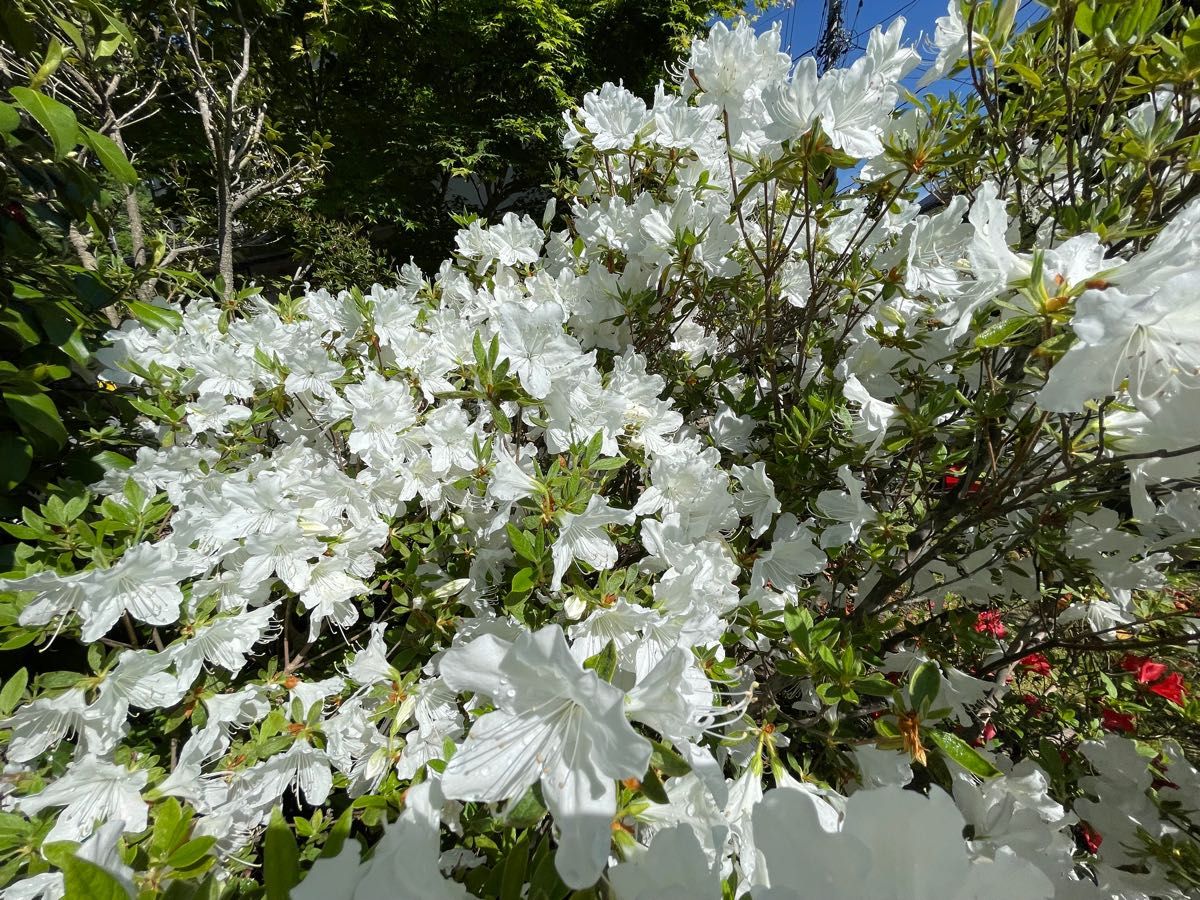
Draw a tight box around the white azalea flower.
[7,568,95,630]
[440,626,651,889]
[2,688,123,762]
[247,739,334,809]
[815,465,875,548]
[97,648,188,712]
[295,779,469,900]
[299,557,366,640]
[608,824,720,900]
[346,622,398,687]
[751,514,824,593]
[918,1,979,88]
[567,598,661,666]
[79,542,190,641]
[494,301,581,399]
[185,393,252,434]
[709,403,757,453]
[732,461,780,539]
[580,82,652,152]
[764,56,818,143]
[16,758,148,844]
[551,495,635,590]
[170,602,279,683]
[1039,198,1200,411]
[752,785,1054,899]
[843,374,896,454]
[284,347,344,399]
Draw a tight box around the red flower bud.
[1101,707,1135,734]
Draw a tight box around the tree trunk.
[217,185,235,301]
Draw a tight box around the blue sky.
[749,0,1045,95]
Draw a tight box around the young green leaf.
[264,807,300,900]
[9,86,78,159]
[81,128,137,184]
[928,731,1002,778]
[908,661,941,714]
[61,856,131,900]
[582,639,619,683]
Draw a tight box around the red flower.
[1079,822,1103,854]
[1101,707,1136,734]
[1018,693,1041,711]
[1147,672,1187,705]
[1121,655,1168,685]
[973,610,1007,639]
[943,468,983,494]
[1019,653,1052,676]
[971,721,998,748]
[2,201,26,225]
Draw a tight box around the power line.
[816,0,851,72]
[842,0,919,52]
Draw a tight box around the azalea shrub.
[3,1,1200,898]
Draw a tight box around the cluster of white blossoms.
[3,8,1200,900]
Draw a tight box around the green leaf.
[528,833,570,900]
[62,492,88,523]
[649,741,691,778]
[974,316,1029,349]
[1075,2,1095,37]
[81,128,137,184]
[320,808,355,859]
[9,87,78,160]
[151,798,189,859]
[0,101,20,133]
[908,661,941,714]
[992,0,1018,43]
[126,300,182,331]
[0,632,39,651]
[639,767,669,804]
[30,37,67,90]
[490,401,511,434]
[0,432,33,491]
[0,668,28,716]
[33,306,90,365]
[95,31,123,60]
[582,639,618,683]
[99,12,138,58]
[1002,62,1043,90]
[784,604,812,648]
[928,731,1002,778]
[856,675,897,698]
[264,807,300,900]
[61,855,131,900]
[504,784,547,828]
[589,456,627,471]
[51,15,86,54]
[510,566,535,594]
[166,836,216,871]
[4,390,67,451]
[472,330,487,370]
[506,524,538,562]
[500,832,530,900]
